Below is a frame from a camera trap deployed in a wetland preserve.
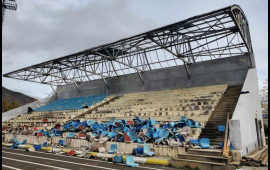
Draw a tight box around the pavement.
[2,147,177,170]
[237,167,268,170]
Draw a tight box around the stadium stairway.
[199,85,242,146]
[171,85,242,170]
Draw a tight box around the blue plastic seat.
[20,140,27,145]
[11,138,26,149]
[13,137,18,143]
[10,143,19,149]
[143,145,154,157]
[158,129,169,138]
[58,139,65,146]
[180,116,186,122]
[189,139,199,145]
[67,132,74,138]
[55,130,62,136]
[133,147,144,155]
[126,156,139,167]
[108,132,117,138]
[127,131,138,142]
[108,144,118,154]
[193,122,201,128]
[113,155,123,163]
[34,144,42,151]
[42,141,48,147]
[155,137,164,143]
[153,132,159,139]
[49,133,55,137]
[34,94,108,112]
[217,125,226,132]
[200,138,210,149]
[137,138,146,144]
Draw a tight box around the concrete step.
[205,123,226,127]
[209,114,227,117]
[201,130,225,133]
[207,123,226,126]
[178,153,232,164]
[210,112,228,115]
[187,148,223,156]
[211,115,229,117]
[205,125,218,128]
[208,119,227,121]
[206,124,224,127]
[170,158,236,170]
[200,136,225,140]
[200,132,225,136]
[210,139,224,145]
[201,132,224,136]
[211,112,230,114]
[207,120,226,123]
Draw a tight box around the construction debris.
[3,116,205,148]
[242,146,268,167]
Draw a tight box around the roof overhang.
[3,4,253,87]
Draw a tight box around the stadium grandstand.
[2,4,267,169]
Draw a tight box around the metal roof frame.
[3,4,254,87]
[2,0,17,10]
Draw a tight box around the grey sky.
[2,0,268,99]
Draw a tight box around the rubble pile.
[3,116,203,147]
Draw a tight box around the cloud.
[2,0,268,98]
[3,0,156,69]
[2,0,157,98]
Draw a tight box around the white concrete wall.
[230,68,265,156]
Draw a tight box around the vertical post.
[50,85,57,95]
[184,63,191,79]
[2,3,5,26]
[223,112,230,156]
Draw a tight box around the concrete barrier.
[3,135,186,158]
[2,142,170,166]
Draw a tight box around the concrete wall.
[2,95,57,122]
[3,134,186,158]
[230,68,265,156]
[263,118,268,127]
[57,55,250,99]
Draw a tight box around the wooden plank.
[246,146,268,160]
[222,112,230,156]
[261,152,268,166]
[257,148,268,162]
[225,138,230,157]
[244,147,262,158]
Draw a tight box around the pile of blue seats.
[59,116,202,145]
[35,94,107,112]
